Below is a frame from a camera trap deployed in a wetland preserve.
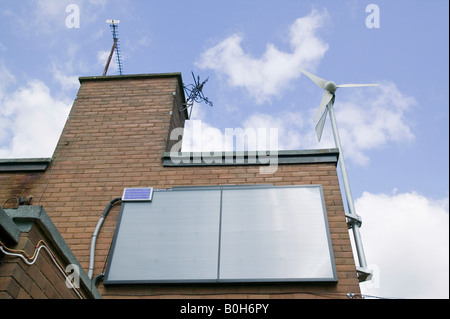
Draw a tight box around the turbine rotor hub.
[325,81,337,93]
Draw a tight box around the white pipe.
[87,197,122,280]
[0,244,84,299]
[88,216,105,279]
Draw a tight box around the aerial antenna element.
[103,19,123,76]
[182,72,213,118]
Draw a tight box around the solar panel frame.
[104,185,337,284]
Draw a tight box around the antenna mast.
[103,19,123,76]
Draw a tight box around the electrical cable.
[37,161,55,204]
[359,294,401,299]
[100,290,362,299]
[0,240,84,299]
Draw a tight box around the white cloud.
[0,79,71,158]
[182,119,233,153]
[97,50,119,75]
[20,0,73,35]
[284,81,417,166]
[0,63,17,143]
[181,103,225,152]
[356,191,449,299]
[0,62,16,98]
[194,8,415,165]
[197,9,329,103]
[242,112,306,150]
[50,42,84,92]
[251,82,415,166]
[182,105,287,153]
[52,64,79,91]
[334,81,416,165]
[182,81,416,166]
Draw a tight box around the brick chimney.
[37,73,188,268]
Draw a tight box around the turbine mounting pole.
[297,67,377,281]
[327,101,368,271]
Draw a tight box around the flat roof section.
[162,148,340,167]
[0,158,52,172]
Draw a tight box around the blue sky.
[0,1,448,298]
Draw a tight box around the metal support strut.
[327,103,372,282]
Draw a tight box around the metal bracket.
[346,213,362,229]
[179,101,193,113]
[356,266,373,282]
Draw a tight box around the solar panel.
[121,188,153,201]
[105,185,337,284]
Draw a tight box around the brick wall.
[0,172,46,210]
[1,73,360,299]
[96,163,358,299]
[0,222,82,299]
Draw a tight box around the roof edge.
[78,72,183,83]
[162,148,339,167]
[0,158,52,172]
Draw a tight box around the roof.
[0,158,52,172]
[162,148,340,167]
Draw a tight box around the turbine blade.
[298,67,327,89]
[315,106,328,142]
[337,83,379,88]
[314,91,333,122]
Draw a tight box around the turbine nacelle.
[324,81,337,94]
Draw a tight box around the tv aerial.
[182,72,213,118]
[103,19,123,76]
[298,67,378,282]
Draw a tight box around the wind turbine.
[298,67,378,281]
